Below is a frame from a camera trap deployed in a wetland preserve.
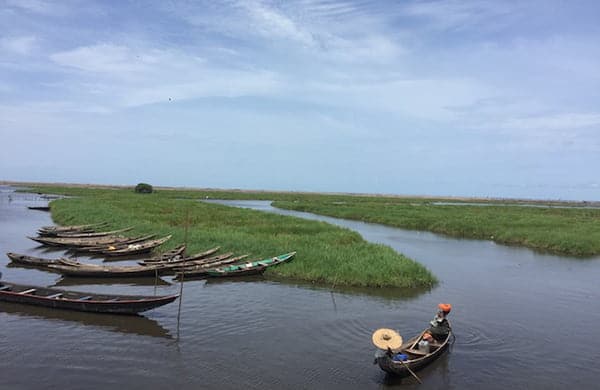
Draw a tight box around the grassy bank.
[272,199,600,257]
[26,183,600,256]
[31,186,436,288]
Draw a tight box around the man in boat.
[424,303,452,342]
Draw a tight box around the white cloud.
[0,36,37,55]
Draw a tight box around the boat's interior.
[398,333,445,359]
[0,283,138,301]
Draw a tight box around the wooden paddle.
[391,330,425,385]
[386,344,423,384]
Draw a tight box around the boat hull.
[0,282,178,315]
[374,331,452,377]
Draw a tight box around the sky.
[1,0,599,201]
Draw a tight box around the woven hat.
[372,328,403,350]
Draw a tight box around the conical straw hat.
[372,328,403,350]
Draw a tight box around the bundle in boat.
[147,244,186,262]
[96,235,172,256]
[140,246,220,265]
[0,280,178,314]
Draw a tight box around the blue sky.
[1,0,599,200]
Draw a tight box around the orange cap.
[438,303,452,313]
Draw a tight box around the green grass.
[26,182,600,257]
[29,186,436,289]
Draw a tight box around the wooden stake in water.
[176,208,190,342]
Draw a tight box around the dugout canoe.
[374,327,452,377]
[28,234,154,248]
[28,206,50,211]
[206,252,296,278]
[38,222,109,236]
[46,262,167,278]
[0,279,178,315]
[6,252,79,269]
[47,226,134,238]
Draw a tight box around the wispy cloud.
[2,0,600,198]
[4,0,70,15]
[48,43,283,109]
[500,113,600,132]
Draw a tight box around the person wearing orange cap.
[424,303,452,342]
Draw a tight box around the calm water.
[1,188,599,389]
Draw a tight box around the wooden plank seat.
[78,296,93,301]
[404,348,428,356]
[46,293,63,299]
[19,288,37,295]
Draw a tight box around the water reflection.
[54,276,171,287]
[0,302,173,339]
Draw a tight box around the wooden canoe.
[206,252,296,278]
[46,227,134,238]
[0,280,178,315]
[374,328,452,377]
[46,262,167,278]
[28,206,50,211]
[28,234,154,248]
[6,252,78,269]
[38,222,108,236]
[98,235,172,256]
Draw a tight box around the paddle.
[387,346,423,384]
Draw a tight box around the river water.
[1,187,599,389]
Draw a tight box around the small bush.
[134,183,153,194]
